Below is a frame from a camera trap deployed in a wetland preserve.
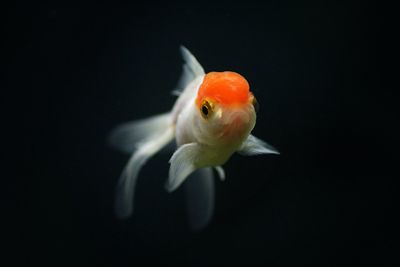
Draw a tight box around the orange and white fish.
[109,46,279,229]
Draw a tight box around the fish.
[109,46,279,230]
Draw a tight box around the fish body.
[110,46,279,229]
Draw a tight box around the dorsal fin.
[173,46,205,95]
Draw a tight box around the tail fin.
[184,168,215,230]
[109,113,174,218]
[109,113,172,154]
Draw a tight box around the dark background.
[7,1,396,266]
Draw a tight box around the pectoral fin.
[166,143,203,192]
[238,135,280,156]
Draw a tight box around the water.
[13,1,395,266]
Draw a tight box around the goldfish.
[109,46,279,229]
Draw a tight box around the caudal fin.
[109,113,172,154]
[184,168,215,231]
[109,113,174,218]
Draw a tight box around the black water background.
[6,1,396,266]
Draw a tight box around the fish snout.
[220,108,254,140]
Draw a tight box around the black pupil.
[202,105,209,116]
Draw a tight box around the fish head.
[195,71,258,146]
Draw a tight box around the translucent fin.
[238,135,280,156]
[184,168,215,231]
[214,166,226,181]
[115,126,174,219]
[174,46,205,94]
[108,113,171,154]
[165,143,202,192]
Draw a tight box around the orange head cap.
[196,71,253,108]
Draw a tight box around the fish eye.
[252,97,259,113]
[202,105,209,116]
[200,100,213,119]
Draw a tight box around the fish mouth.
[219,108,255,140]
